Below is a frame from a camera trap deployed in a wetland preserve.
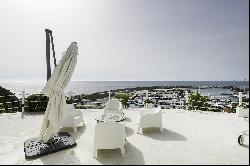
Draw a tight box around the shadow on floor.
[21,112,44,117]
[243,118,249,122]
[125,126,134,137]
[196,111,211,114]
[241,144,249,149]
[60,125,86,140]
[96,141,145,165]
[141,128,187,141]
[174,110,188,113]
[40,148,81,165]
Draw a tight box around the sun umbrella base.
[24,132,76,160]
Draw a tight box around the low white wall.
[236,107,249,118]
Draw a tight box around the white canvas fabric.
[39,42,78,142]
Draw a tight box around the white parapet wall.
[236,107,249,118]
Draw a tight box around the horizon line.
[0,79,249,82]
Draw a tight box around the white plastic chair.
[104,98,123,114]
[61,104,84,132]
[137,106,163,134]
[93,121,126,158]
[238,129,249,146]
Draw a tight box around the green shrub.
[210,107,222,112]
[25,94,48,112]
[115,93,130,108]
[0,86,20,113]
[66,97,74,104]
[82,92,109,101]
[0,103,5,113]
[239,102,249,109]
[188,91,209,111]
[75,105,87,109]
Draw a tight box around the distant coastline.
[0,81,249,113]
[0,80,248,98]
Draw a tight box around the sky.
[0,0,249,81]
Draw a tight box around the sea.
[0,80,249,99]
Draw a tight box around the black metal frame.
[45,29,57,81]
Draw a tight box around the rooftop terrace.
[0,109,248,165]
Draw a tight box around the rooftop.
[0,109,249,165]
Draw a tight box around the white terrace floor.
[0,109,249,165]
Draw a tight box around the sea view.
[0,80,249,98]
[0,0,248,165]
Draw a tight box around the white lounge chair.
[104,98,123,114]
[61,104,84,132]
[93,121,126,158]
[137,106,163,134]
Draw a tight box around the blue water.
[68,81,249,95]
[0,81,248,99]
